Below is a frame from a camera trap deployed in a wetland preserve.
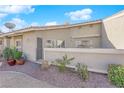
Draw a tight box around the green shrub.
[3,47,22,61]
[11,47,17,59]
[108,64,124,87]
[11,47,22,60]
[76,63,89,80]
[3,47,12,60]
[54,55,74,72]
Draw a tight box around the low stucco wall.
[44,48,124,73]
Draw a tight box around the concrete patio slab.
[0,71,55,88]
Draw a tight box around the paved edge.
[0,71,56,88]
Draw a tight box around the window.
[46,40,65,48]
[46,40,55,48]
[15,39,22,51]
[75,40,93,48]
[16,41,21,47]
[56,40,65,48]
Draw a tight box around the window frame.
[75,40,93,48]
[15,39,22,51]
[46,39,65,48]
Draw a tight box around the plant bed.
[50,64,76,72]
[0,61,116,88]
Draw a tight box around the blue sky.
[0,5,124,32]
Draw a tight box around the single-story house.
[0,10,124,64]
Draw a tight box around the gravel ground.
[0,61,116,88]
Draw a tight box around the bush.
[108,64,124,87]
[3,47,12,60]
[3,47,22,61]
[76,63,89,80]
[54,55,74,72]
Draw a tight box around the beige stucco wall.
[71,37,101,48]
[34,23,101,48]
[1,22,102,61]
[22,23,101,61]
[71,23,101,37]
[70,23,102,48]
[1,33,36,61]
[22,31,36,61]
[44,48,124,73]
[34,28,72,48]
[102,12,124,49]
[9,35,22,48]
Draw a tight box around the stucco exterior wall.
[9,35,22,48]
[71,23,101,37]
[35,23,101,48]
[34,28,72,48]
[1,22,101,61]
[22,31,36,61]
[102,12,124,49]
[44,48,124,73]
[21,23,101,61]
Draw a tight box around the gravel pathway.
[0,61,116,88]
[0,71,55,88]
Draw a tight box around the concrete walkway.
[0,71,55,88]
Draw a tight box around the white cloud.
[10,18,26,25]
[0,25,9,33]
[0,13,7,18]
[0,5,35,14]
[1,18,41,33]
[30,22,39,26]
[10,18,27,28]
[65,8,93,20]
[45,21,58,26]
[1,18,27,32]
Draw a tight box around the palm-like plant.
[76,63,89,80]
[55,55,74,72]
[3,47,12,60]
[11,47,22,60]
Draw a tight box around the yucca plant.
[76,63,89,80]
[55,55,74,72]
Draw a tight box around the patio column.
[3,37,11,48]
[10,37,14,48]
